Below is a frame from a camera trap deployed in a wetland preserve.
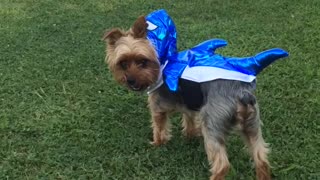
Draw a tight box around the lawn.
[0,0,319,179]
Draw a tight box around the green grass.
[0,0,319,179]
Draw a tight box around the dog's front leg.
[150,111,171,146]
[182,113,202,138]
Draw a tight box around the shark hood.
[146,9,289,92]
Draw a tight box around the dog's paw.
[183,128,202,139]
[149,139,168,146]
[149,141,161,146]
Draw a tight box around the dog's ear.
[132,16,148,38]
[102,28,125,45]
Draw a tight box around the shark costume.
[145,9,289,110]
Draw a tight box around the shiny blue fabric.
[146,10,177,65]
[183,40,289,76]
[146,9,289,92]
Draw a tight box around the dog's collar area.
[146,60,168,95]
[146,76,163,95]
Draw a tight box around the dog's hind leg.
[202,132,230,180]
[200,104,233,180]
[240,104,271,180]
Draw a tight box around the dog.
[103,16,271,180]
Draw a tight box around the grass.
[0,0,319,179]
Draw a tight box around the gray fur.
[199,79,257,144]
[151,79,260,143]
[148,78,270,178]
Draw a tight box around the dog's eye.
[137,59,148,68]
[119,61,128,70]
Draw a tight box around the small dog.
[103,16,271,180]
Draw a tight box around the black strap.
[178,79,204,111]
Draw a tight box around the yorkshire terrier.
[103,16,271,180]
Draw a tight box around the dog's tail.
[239,90,256,106]
[236,90,257,122]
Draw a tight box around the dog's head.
[103,16,160,91]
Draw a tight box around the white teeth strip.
[131,86,140,91]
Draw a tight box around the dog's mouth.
[128,85,146,91]
[130,86,142,91]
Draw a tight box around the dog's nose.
[127,78,136,86]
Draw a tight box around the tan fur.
[202,122,230,180]
[106,36,158,72]
[240,124,271,180]
[150,111,171,146]
[250,132,271,180]
[182,113,201,138]
[131,16,148,38]
[236,103,255,123]
[104,20,159,90]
